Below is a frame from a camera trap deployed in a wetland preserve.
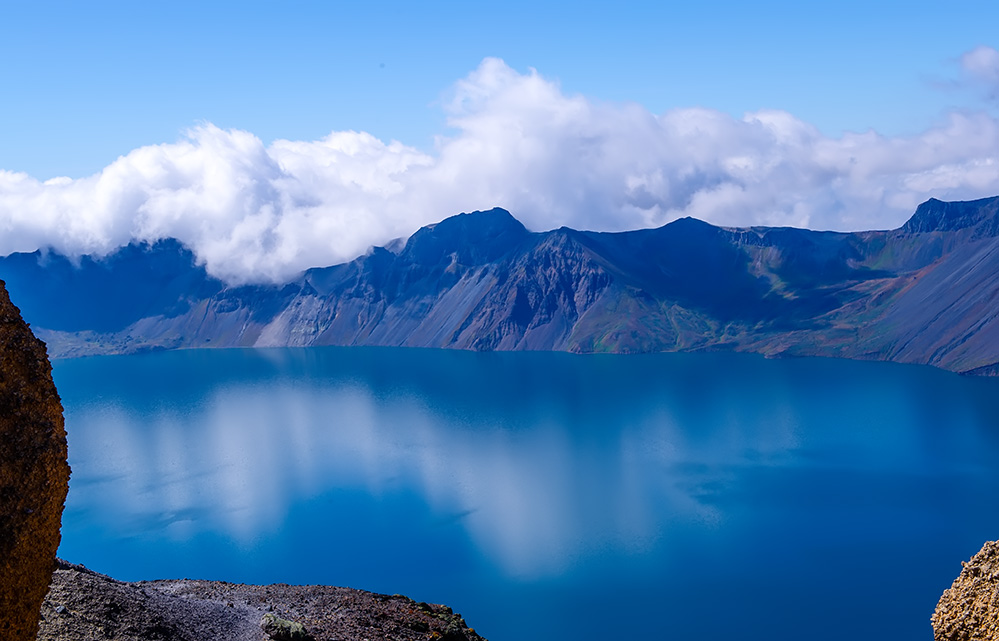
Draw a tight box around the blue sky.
[3,0,995,178]
[1,0,998,281]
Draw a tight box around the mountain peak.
[429,207,525,231]
[901,196,999,234]
[402,207,530,266]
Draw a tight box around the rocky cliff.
[4,196,999,374]
[0,280,70,640]
[933,540,999,640]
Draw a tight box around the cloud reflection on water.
[65,376,730,575]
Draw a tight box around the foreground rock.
[0,280,70,641]
[932,540,999,640]
[38,560,487,641]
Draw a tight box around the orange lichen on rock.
[933,540,999,641]
[0,279,70,641]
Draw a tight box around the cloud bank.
[2,56,998,283]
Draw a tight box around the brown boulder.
[933,540,999,640]
[0,279,70,641]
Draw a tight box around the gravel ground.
[38,560,487,641]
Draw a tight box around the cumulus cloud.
[2,57,999,283]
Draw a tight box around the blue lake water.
[51,347,999,641]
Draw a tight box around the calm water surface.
[52,348,999,641]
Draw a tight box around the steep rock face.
[0,280,70,641]
[932,540,999,640]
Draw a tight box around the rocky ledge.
[932,540,999,640]
[38,560,486,641]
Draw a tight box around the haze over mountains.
[2,196,999,375]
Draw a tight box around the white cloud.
[2,57,999,283]
[961,45,999,94]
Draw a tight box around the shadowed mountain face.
[0,240,223,333]
[3,198,999,374]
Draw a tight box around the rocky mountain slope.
[3,196,999,374]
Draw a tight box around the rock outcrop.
[933,540,999,640]
[0,280,70,640]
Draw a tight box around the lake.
[51,347,999,641]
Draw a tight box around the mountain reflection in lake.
[53,347,999,641]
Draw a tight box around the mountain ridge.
[3,196,999,374]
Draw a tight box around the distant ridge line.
[3,196,999,375]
